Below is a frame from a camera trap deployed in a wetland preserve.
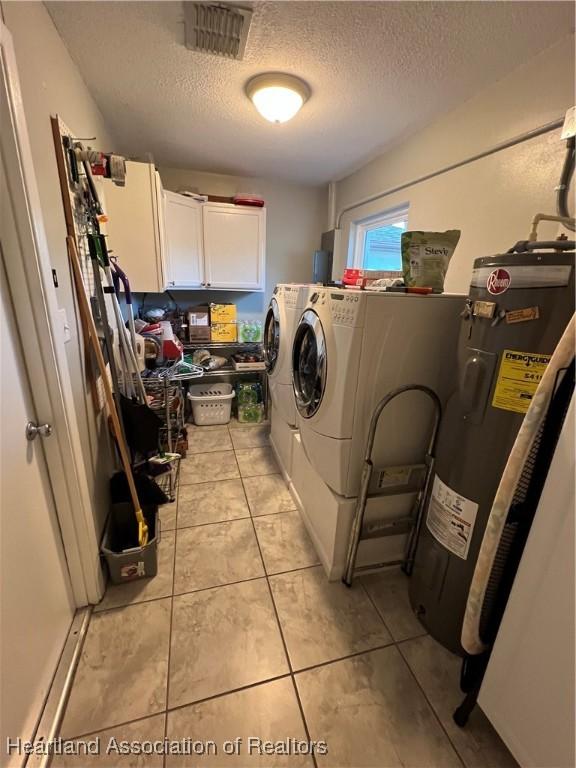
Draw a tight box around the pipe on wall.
[327,181,337,231]
[335,117,565,229]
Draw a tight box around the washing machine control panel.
[329,291,360,325]
[283,286,301,308]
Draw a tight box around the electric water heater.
[409,243,575,655]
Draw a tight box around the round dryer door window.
[264,298,280,373]
[292,310,327,418]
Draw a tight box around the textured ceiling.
[47,1,574,185]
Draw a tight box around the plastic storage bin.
[101,505,159,584]
[187,383,235,425]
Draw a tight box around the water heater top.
[471,251,574,294]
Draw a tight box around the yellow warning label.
[492,349,551,414]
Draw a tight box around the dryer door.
[292,309,327,418]
[264,297,280,373]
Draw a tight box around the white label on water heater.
[426,476,479,560]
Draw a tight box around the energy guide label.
[492,349,551,414]
[426,476,478,560]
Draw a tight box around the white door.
[164,191,204,288]
[203,203,265,290]
[1,24,76,761]
[0,255,75,766]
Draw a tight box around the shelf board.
[183,341,262,350]
[198,366,265,377]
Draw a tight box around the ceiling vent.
[183,2,252,60]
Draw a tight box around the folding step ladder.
[342,384,442,587]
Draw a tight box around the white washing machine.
[269,402,296,483]
[292,288,465,498]
[265,284,310,479]
[264,284,310,426]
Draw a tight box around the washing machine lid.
[264,297,281,373]
[292,309,327,418]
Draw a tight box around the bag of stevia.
[401,230,461,292]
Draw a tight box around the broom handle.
[67,236,145,527]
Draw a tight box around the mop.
[67,236,148,547]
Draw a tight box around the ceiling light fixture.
[246,73,311,124]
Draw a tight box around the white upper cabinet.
[99,161,165,293]
[164,191,203,288]
[101,168,266,293]
[202,203,266,291]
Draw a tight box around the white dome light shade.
[246,74,310,124]
[252,86,303,123]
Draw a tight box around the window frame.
[349,203,409,272]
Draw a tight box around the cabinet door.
[100,161,164,293]
[203,204,265,291]
[164,192,204,288]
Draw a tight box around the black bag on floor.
[110,470,170,507]
[120,394,162,454]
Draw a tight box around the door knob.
[25,421,53,441]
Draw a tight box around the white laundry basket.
[187,383,235,426]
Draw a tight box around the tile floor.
[56,421,516,768]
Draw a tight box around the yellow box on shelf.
[211,323,238,343]
[210,303,237,324]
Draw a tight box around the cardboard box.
[211,323,237,343]
[210,303,237,324]
[188,306,211,342]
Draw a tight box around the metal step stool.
[342,384,442,587]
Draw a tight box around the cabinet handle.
[207,282,211,287]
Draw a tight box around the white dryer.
[265,284,311,481]
[264,284,310,427]
[292,288,465,498]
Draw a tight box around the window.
[350,204,409,272]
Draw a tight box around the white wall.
[334,34,575,292]
[156,167,327,318]
[2,1,118,535]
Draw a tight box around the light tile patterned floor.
[253,511,319,574]
[59,421,515,767]
[242,474,296,516]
